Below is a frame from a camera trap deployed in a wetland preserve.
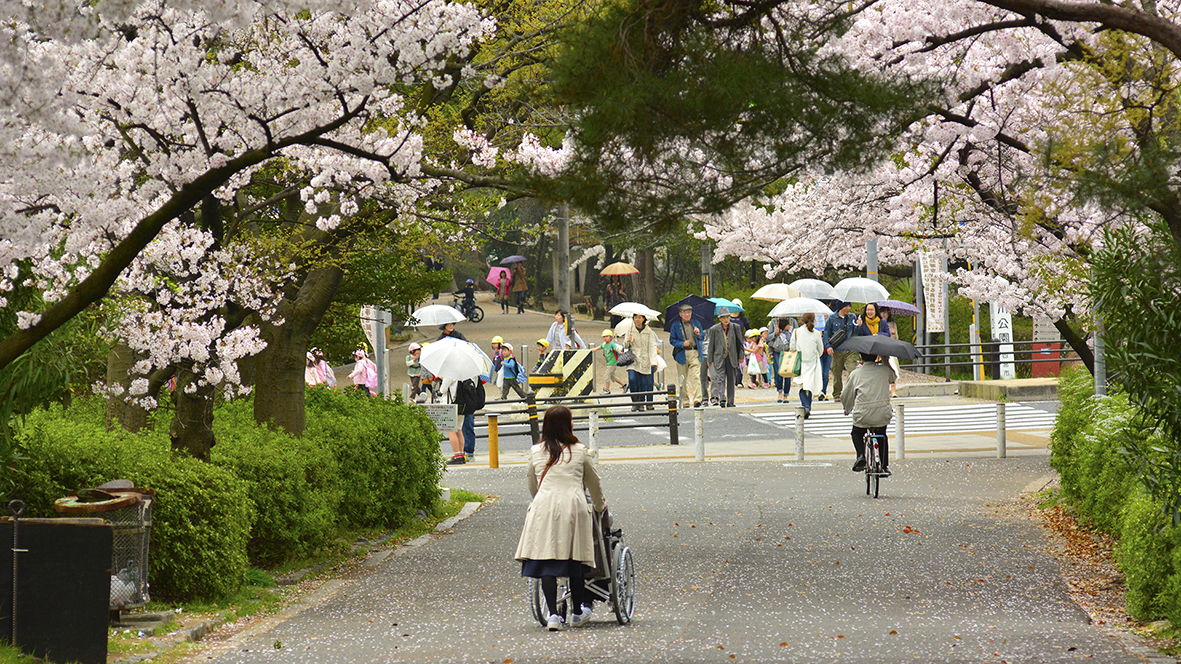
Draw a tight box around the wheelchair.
[528,507,636,626]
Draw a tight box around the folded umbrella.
[409,304,467,326]
[877,299,920,316]
[837,335,922,360]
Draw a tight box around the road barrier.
[473,386,680,467]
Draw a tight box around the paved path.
[750,401,1059,437]
[189,450,1161,664]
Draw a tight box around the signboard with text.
[990,303,1016,379]
[422,403,457,435]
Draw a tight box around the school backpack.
[455,378,486,415]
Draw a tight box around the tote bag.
[778,351,802,378]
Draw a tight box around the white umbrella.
[419,337,492,381]
[609,301,662,320]
[833,277,890,303]
[750,283,801,302]
[767,297,834,318]
[408,304,466,327]
[788,278,838,300]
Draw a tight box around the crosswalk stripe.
[749,403,1056,437]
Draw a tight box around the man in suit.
[705,308,744,408]
[669,304,704,408]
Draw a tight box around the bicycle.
[863,431,889,498]
[452,296,484,323]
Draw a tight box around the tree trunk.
[104,344,150,432]
[1055,318,1095,375]
[170,368,216,461]
[636,248,658,307]
[252,266,343,435]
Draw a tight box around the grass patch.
[0,645,44,664]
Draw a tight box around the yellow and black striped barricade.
[529,349,595,399]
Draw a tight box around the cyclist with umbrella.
[837,335,920,475]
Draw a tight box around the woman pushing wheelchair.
[514,405,607,630]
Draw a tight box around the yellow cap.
[536,339,550,348]
[491,336,504,343]
[602,330,614,337]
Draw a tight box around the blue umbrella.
[663,295,715,332]
[708,297,744,315]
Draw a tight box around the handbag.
[779,350,802,378]
[616,347,636,366]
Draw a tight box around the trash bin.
[54,481,154,611]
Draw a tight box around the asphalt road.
[194,456,1149,664]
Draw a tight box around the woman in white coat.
[622,313,660,411]
[789,312,825,418]
[515,405,606,631]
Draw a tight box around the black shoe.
[880,467,891,477]
[816,394,827,402]
[803,408,810,419]
[446,455,466,465]
[693,401,701,408]
[852,456,866,472]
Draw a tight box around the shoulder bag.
[615,347,636,366]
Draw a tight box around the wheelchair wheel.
[529,577,569,627]
[469,306,484,323]
[611,546,636,624]
[529,578,547,627]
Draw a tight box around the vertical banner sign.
[918,250,946,332]
[990,303,1016,379]
[360,305,377,351]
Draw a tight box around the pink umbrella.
[485,266,512,288]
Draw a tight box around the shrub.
[7,403,252,600]
[1116,493,1177,619]
[303,387,443,529]
[212,400,341,565]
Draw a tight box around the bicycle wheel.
[470,306,484,323]
[871,465,880,498]
[612,547,636,624]
[864,435,877,497]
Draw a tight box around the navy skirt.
[521,559,594,579]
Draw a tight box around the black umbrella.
[664,294,715,332]
[837,335,922,360]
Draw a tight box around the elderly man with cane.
[705,308,744,408]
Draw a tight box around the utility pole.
[867,236,879,282]
[557,202,571,313]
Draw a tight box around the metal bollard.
[694,407,705,462]
[488,413,500,469]
[997,402,1007,458]
[589,410,600,459]
[668,385,679,445]
[526,392,539,444]
[402,383,411,404]
[794,406,805,460]
[895,402,906,460]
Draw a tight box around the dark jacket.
[669,317,704,364]
[823,313,858,351]
[705,321,744,367]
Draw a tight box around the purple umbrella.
[499,255,527,264]
[877,299,920,316]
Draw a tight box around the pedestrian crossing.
[749,403,1057,438]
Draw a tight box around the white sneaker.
[570,605,593,627]
[546,614,565,631]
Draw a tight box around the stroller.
[528,506,636,626]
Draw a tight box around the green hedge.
[8,402,252,600]
[5,389,444,600]
[1050,365,1181,622]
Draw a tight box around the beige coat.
[623,321,660,376]
[514,442,605,564]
